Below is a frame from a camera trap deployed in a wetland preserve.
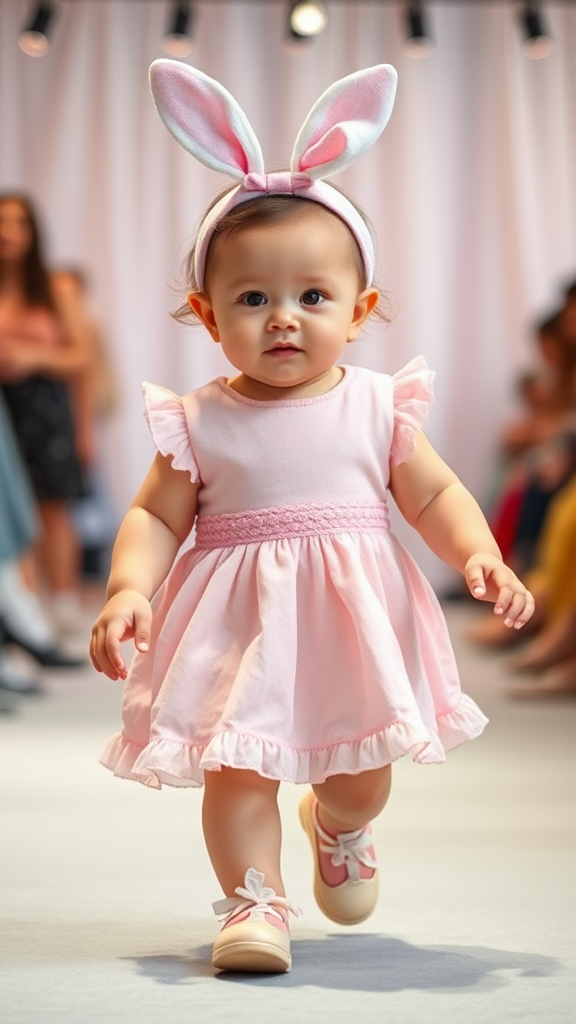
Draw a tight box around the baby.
[91,62,533,973]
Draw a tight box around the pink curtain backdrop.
[1,1,575,587]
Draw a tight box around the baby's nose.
[266,304,299,330]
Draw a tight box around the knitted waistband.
[194,501,390,549]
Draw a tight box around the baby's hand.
[464,553,535,629]
[90,590,152,680]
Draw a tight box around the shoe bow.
[212,867,303,926]
[316,812,378,883]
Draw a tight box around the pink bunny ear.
[149,60,264,179]
[291,65,397,180]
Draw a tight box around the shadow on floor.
[128,934,562,992]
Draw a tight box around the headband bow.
[149,60,398,289]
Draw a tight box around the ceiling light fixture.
[289,1,328,40]
[163,2,194,59]
[18,2,55,58]
[404,2,434,60]
[520,1,554,60]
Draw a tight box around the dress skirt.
[101,518,488,790]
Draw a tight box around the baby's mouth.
[265,343,302,355]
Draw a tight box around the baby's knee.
[314,765,392,818]
[204,766,280,797]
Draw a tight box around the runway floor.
[1,602,575,1024]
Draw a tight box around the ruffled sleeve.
[390,356,435,466]
[141,382,200,482]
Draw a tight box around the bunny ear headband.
[149,60,398,290]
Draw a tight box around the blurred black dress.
[0,306,84,501]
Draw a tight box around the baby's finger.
[104,622,128,679]
[92,627,121,679]
[493,583,514,616]
[134,603,153,653]
[507,590,536,629]
[502,592,529,627]
[465,562,487,599]
[89,645,102,673]
[89,629,103,674]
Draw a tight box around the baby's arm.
[389,432,535,627]
[90,452,200,679]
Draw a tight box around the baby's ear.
[348,288,379,340]
[188,293,220,342]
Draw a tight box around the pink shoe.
[211,868,302,973]
[299,789,379,925]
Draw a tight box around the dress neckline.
[215,366,352,408]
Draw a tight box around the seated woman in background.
[469,285,576,666]
[0,193,91,634]
[507,450,576,698]
[488,313,576,570]
[52,266,119,583]
[0,388,84,688]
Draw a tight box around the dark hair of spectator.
[564,279,576,301]
[0,192,55,310]
[517,370,542,392]
[536,311,564,336]
[535,310,576,409]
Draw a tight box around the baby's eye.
[242,292,267,307]
[301,290,324,306]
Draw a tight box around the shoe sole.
[298,790,379,926]
[212,940,291,973]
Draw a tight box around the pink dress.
[101,356,488,789]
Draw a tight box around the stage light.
[289,2,328,40]
[18,2,54,58]
[163,2,194,59]
[404,2,434,60]
[520,2,554,60]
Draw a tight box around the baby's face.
[191,210,377,397]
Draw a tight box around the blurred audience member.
[0,194,90,634]
[469,276,576,696]
[560,278,576,364]
[487,312,576,572]
[52,267,119,581]
[0,391,84,700]
[507,460,576,697]
[0,386,40,700]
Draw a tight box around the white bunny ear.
[149,60,265,179]
[291,65,397,180]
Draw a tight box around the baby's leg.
[299,767,391,924]
[202,767,284,896]
[312,765,392,834]
[204,768,296,974]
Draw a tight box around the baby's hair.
[173,184,390,325]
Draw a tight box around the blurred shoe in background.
[0,646,42,695]
[50,590,84,638]
[0,562,86,668]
